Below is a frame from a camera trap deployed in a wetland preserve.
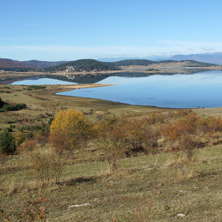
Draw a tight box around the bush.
[0,130,16,154]
[14,131,25,146]
[96,116,125,172]
[162,112,199,141]
[30,150,63,185]
[26,85,46,90]
[49,108,93,158]
[0,103,26,112]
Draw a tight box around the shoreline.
[50,83,170,110]
[1,67,222,85]
[3,72,222,110]
[53,83,222,110]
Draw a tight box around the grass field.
[1,83,222,221]
[2,144,222,221]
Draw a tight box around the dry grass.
[1,145,222,221]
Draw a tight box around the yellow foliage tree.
[49,109,92,157]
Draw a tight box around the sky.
[0,0,222,61]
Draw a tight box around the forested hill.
[45,59,216,72]
[44,59,120,72]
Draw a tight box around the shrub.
[163,112,200,141]
[0,194,49,221]
[26,132,33,139]
[0,130,16,154]
[0,103,26,112]
[19,195,48,221]
[30,150,63,185]
[49,108,93,158]
[96,116,126,172]
[14,131,25,146]
[121,116,159,155]
[26,85,46,90]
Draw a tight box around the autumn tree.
[49,109,92,158]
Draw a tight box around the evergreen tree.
[0,130,16,154]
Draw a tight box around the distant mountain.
[45,59,120,72]
[113,59,155,66]
[0,58,67,71]
[99,56,170,62]
[170,53,222,65]
[0,58,33,69]
[99,57,144,62]
[24,60,67,69]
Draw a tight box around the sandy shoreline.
[59,83,113,89]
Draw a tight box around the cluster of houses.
[64,66,75,72]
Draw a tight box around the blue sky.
[0,0,222,61]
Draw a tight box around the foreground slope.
[1,84,222,221]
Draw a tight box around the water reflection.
[57,71,222,108]
[11,78,76,85]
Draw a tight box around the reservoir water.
[56,71,222,108]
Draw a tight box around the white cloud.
[1,41,222,60]
[158,40,222,53]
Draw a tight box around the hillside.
[2,84,222,221]
[0,59,34,69]
[114,59,215,67]
[24,60,67,69]
[2,83,222,221]
[0,58,67,71]
[169,60,215,67]
[45,59,120,72]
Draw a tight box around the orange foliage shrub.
[198,116,222,134]
[163,112,200,141]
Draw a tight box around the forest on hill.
[0,58,217,72]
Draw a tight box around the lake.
[57,71,222,108]
[11,78,76,85]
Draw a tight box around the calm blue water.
[11,78,76,85]
[57,71,222,108]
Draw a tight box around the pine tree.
[0,130,16,154]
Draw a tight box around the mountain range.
[0,52,222,72]
[0,58,67,71]
[170,52,222,65]
[100,53,222,65]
